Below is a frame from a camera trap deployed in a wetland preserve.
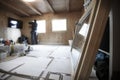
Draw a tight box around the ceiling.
[0,0,84,17]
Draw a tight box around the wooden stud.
[75,0,111,80]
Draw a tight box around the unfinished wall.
[0,9,22,42]
[21,11,84,45]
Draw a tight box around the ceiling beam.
[66,0,70,11]
[44,0,55,13]
[0,1,30,16]
[20,0,42,16]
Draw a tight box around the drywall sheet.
[30,45,58,52]
[63,75,72,80]
[8,76,30,80]
[49,46,71,58]
[0,59,23,71]
[6,76,45,80]
[0,56,40,71]
[46,58,72,74]
[41,71,72,80]
[12,57,51,77]
[27,45,59,57]
[71,48,81,69]
[49,73,60,80]
[27,51,52,57]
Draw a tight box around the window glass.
[52,19,67,31]
[37,20,46,33]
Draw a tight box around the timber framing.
[66,0,70,11]
[73,0,111,80]
[20,0,42,16]
[70,3,92,52]
[44,0,55,13]
[0,0,30,16]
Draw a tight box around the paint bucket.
[68,40,73,46]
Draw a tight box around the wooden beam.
[20,0,42,15]
[44,0,55,13]
[73,0,97,79]
[75,0,111,80]
[0,1,30,16]
[66,0,70,11]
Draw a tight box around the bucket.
[68,40,73,46]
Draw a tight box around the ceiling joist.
[66,0,70,11]
[20,0,42,16]
[0,1,30,16]
[44,0,55,13]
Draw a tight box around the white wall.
[2,27,21,42]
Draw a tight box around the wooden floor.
[0,45,98,80]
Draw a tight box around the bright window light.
[23,0,35,2]
[52,19,67,31]
[10,20,18,28]
[37,20,46,33]
[79,23,89,38]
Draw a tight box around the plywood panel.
[21,11,84,45]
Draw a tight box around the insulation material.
[46,58,72,74]
[12,57,51,77]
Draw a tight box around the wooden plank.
[44,0,55,13]
[66,0,70,11]
[75,0,111,80]
[20,0,42,15]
